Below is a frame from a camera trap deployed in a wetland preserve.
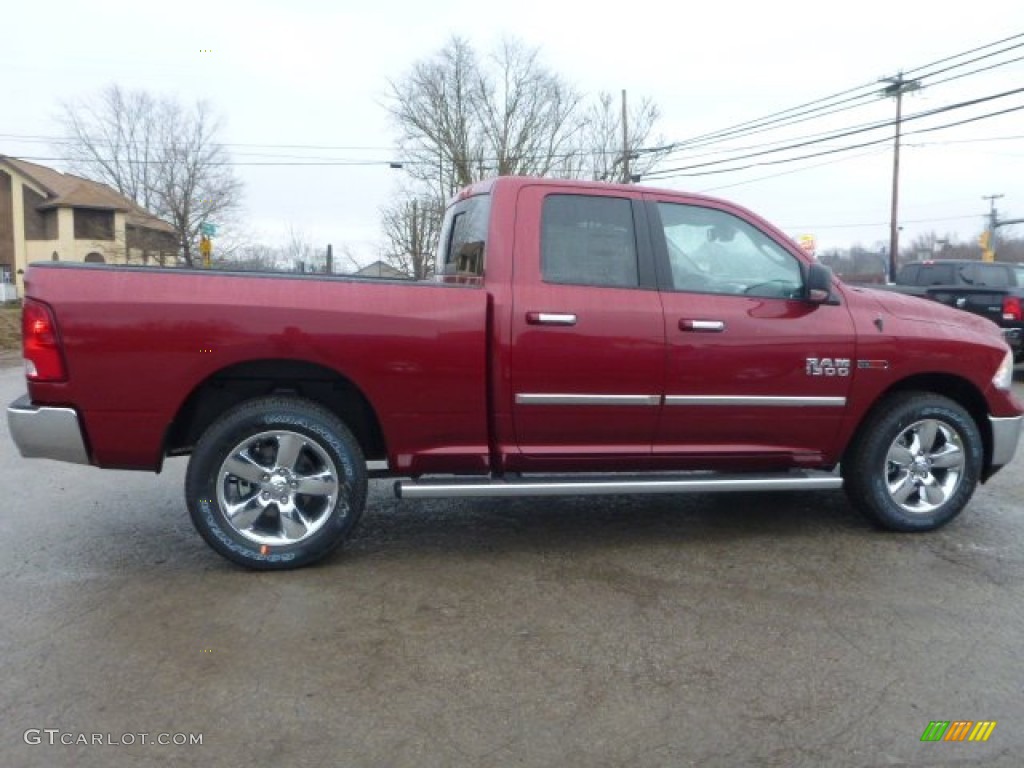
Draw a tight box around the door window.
[541,195,639,288]
[657,203,802,299]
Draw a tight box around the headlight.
[992,350,1014,391]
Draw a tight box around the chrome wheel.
[216,429,340,546]
[884,418,965,515]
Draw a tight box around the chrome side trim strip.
[397,471,844,499]
[6,395,90,465]
[515,394,661,406]
[989,414,1023,467]
[664,395,846,407]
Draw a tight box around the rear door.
[647,196,856,465]
[510,185,665,463]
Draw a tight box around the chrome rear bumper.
[7,395,90,465]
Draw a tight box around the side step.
[395,470,843,500]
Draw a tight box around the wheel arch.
[164,359,387,462]
[847,372,994,478]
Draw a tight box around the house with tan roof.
[0,156,179,297]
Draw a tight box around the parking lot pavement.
[1,364,1022,767]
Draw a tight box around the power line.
[905,32,1024,76]
[644,103,1024,181]
[696,147,892,193]
[779,213,982,231]
[648,33,1024,160]
[643,89,1024,179]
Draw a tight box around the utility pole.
[981,194,1003,262]
[621,89,630,184]
[882,72,921,281]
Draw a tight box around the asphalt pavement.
[1,363,1022,767]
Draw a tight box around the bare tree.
[383,39,670,283]
[59,85,162,211]
[388,37,588,197]
[583,91,670,182]
[281,225,319,272]
[380,191,443,279]
[58,84,243,266]
[388,38,670,190]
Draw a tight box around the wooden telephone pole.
[882,73,921,281]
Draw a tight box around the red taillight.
[1003,296,1022,322]
[22,299,67,381]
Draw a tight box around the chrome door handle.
[527,312,577,326]
[679,319,725,332]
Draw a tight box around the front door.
[648,197,856,466]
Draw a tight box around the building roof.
[352,260,409,279]
[0,156,176,235]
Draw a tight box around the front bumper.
[989,413,1023,469]
[7,395,91,465]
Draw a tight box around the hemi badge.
[858,360,890,370]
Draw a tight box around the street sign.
[200,222,217,237]
[797,234,816,258]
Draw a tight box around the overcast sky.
[3,0,1023,261]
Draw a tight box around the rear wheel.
[843,392,982,532]
[185,396,367,569]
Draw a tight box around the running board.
[395,470,843,500]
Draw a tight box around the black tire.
[185,396,367,570]
[843,392,982,532]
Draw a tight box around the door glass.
[657,203,802,299]
[542,195,639,288]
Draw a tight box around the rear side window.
[919,264,955,285]
[436,194,491,283]
[975,264,1010,287]
[897,265,919,283]
[541,195,639,288]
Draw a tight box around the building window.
[74,209,115,241]
[23,186,58,240]
[84,252,105,263]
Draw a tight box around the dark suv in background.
[888,260,1024,361]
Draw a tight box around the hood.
[858,287,1000,335]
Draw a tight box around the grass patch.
[0,305,21,352]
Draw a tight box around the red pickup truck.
[8,177,1022,569]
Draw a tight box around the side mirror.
[805,262,834,304]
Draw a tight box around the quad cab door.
[646,195,857,467]
[509,184,665,468]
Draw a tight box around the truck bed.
[25,263,491,472]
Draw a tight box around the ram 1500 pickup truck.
[882,259,1024,361]
[8,177,1023,569]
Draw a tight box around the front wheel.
[185,396,367,569]
[843,392,982,532]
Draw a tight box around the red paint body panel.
[26,268,489,472]
[20,177,1022,477]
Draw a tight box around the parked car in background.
[882,259,1024,361]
